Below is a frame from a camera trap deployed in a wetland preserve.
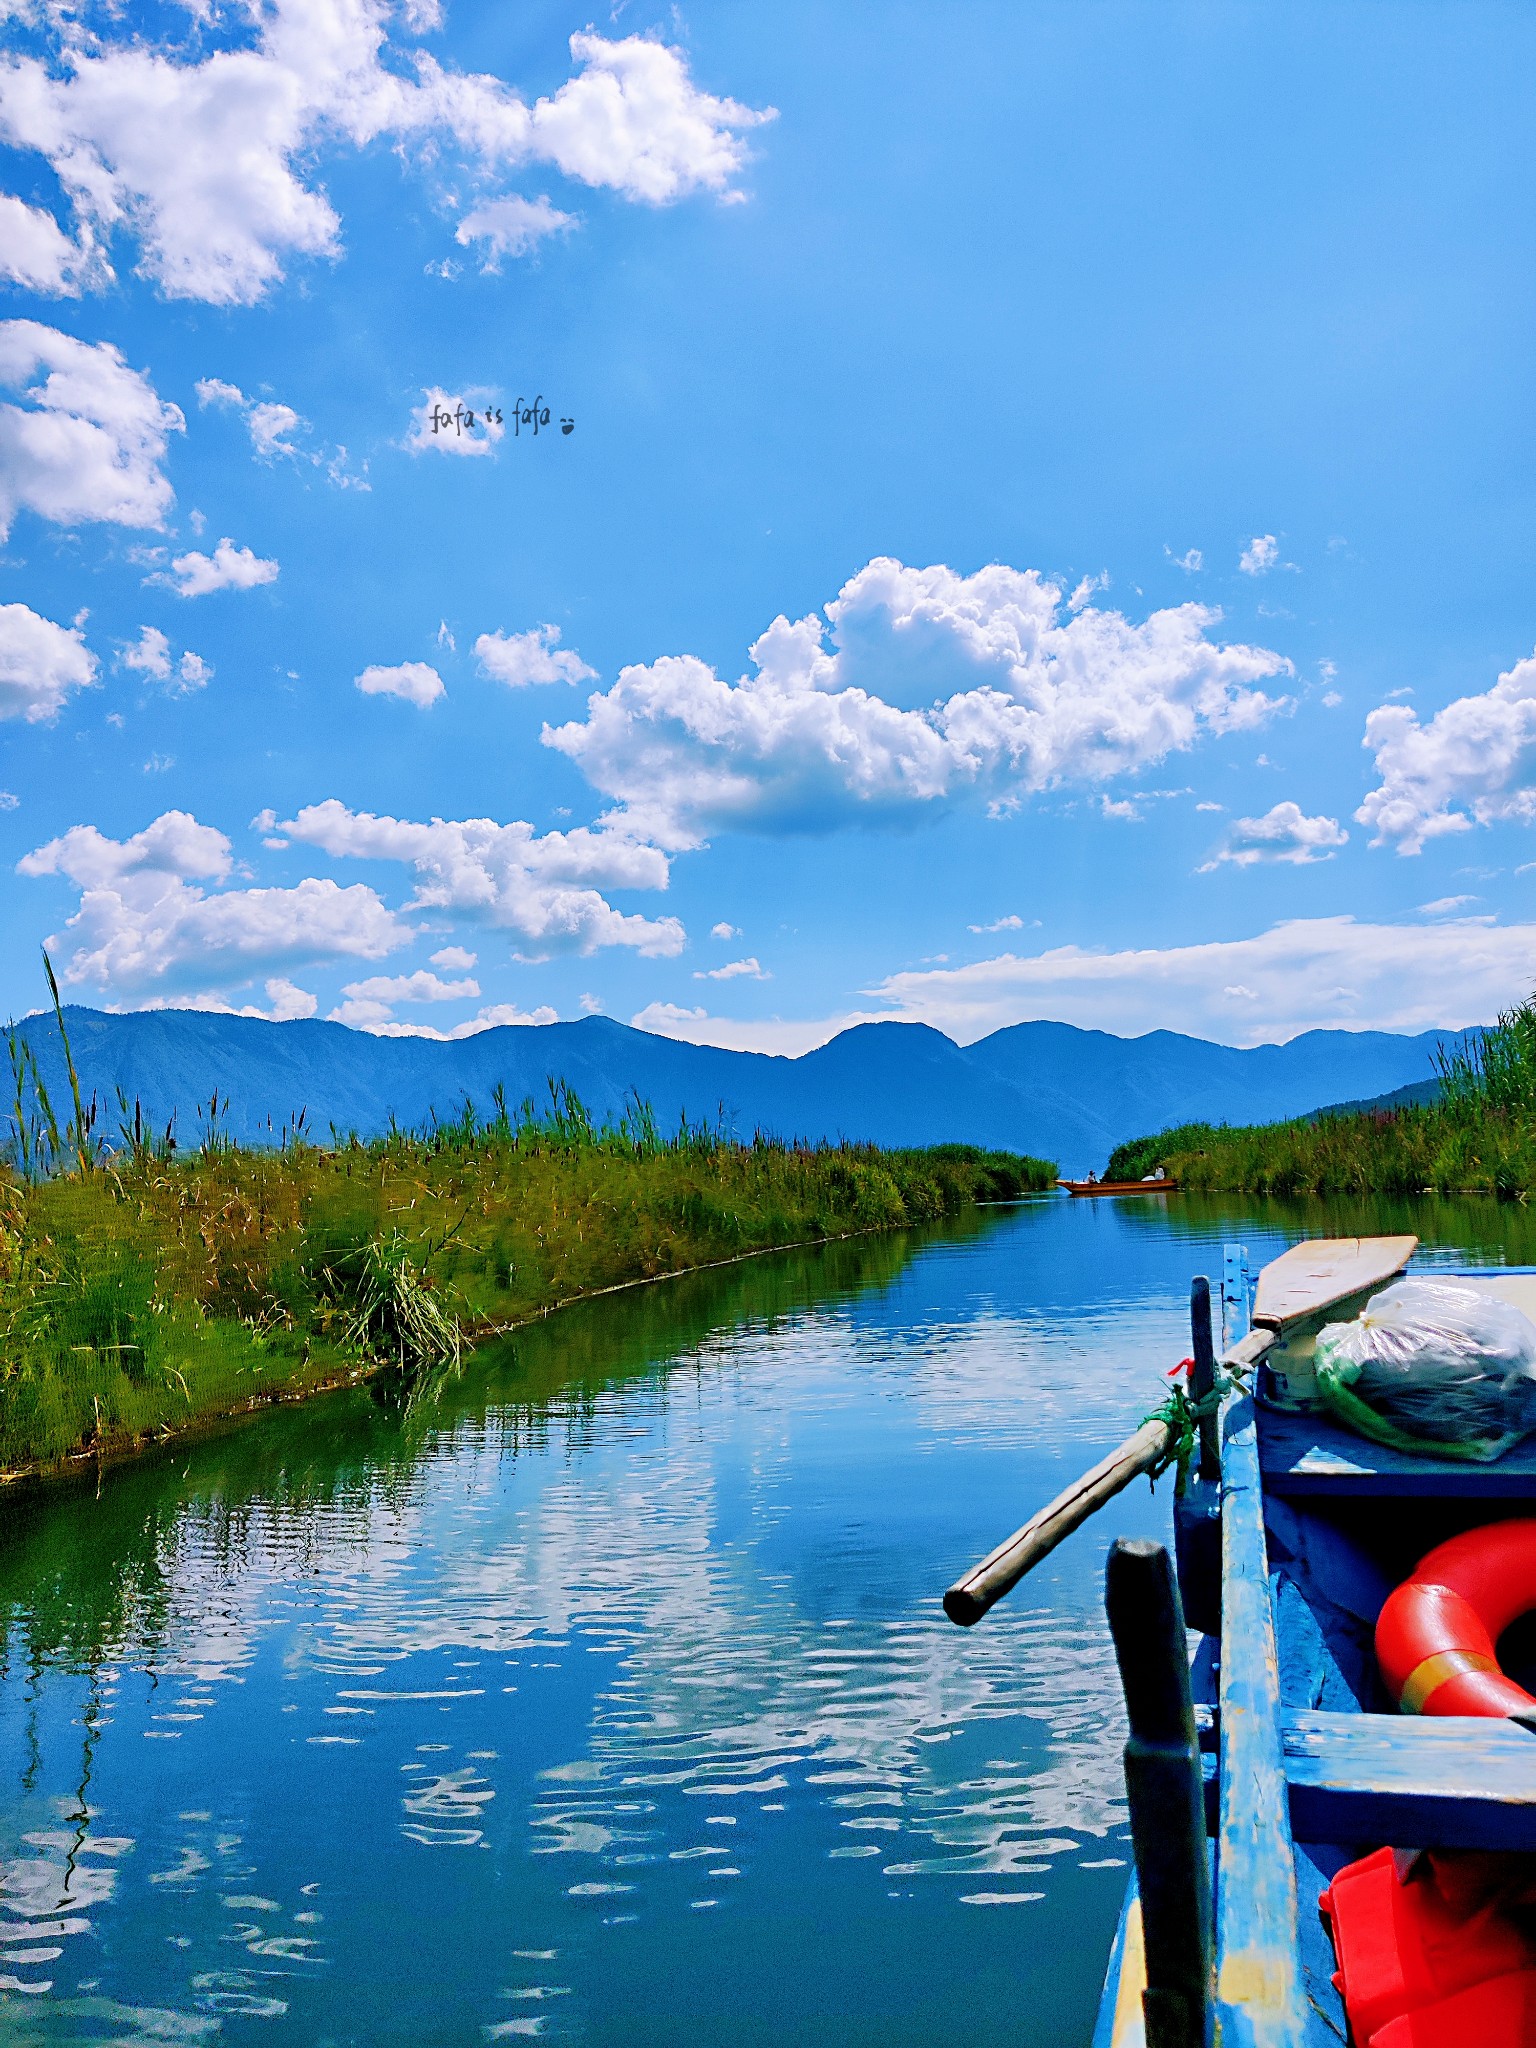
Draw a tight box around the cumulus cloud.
[352,999,559,1039]
[1239,535,1279,576]
[710,921,740,940]
[430,944,477,971]
[1357,650,1536,854]
[120,624,212,692]
[0,10,773,305]
[630,1002,862,1055]
[455,194,573,268]
[276,798,684,958]
[474,623,595,688]
[17,809,407,1000]
[0,192,109,294]
[544,556,1291,848]
[1200,800,1348,870]
[0,320,182,537]
[120,623,171,680]
[968,914,1034,932]
[0,600,96,721]
[694,955,768,981]
[1166,546,1202,573]
[157,536,279,598]
[356,660,444,707]
[407,386,503,456]
[174,976,319,1023]
[329,965,478,1027]
[867,916,1536,1045]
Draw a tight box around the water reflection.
[2,1195,1528,2046]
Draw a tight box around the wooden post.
[1190,1276,1219,1481]
[1105,1538,1212,2048]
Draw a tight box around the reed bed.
[1,980,1052,1472]
[1106,995,1536,1199]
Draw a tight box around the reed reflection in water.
[3,1192,1532,2046]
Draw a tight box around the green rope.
[1143,1364,1250,1496]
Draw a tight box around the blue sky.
[2,0,1535,1051]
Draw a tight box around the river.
[4,1192,1536,2047]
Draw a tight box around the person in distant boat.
[1087,1169,1098,1183]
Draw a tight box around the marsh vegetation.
[1,975,1052,1473]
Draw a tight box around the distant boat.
[1056,1174,1177,1196]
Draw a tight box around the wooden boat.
[1058,1176,1178,1197]
[945,1234,1536,2048]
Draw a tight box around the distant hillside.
[1308,1077,1444,1120]
[3,1006,1455,1177]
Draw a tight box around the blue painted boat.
[952,1235,1536,2048]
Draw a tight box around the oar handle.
[943,1417,1173,1627]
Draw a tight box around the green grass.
[1104,993,1536,1199]
[0,1077,1053,1474]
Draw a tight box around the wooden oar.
[941,1234,1417,1628]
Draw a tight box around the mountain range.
[6,1007,1454,1176]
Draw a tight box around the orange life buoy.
[1376,1520,1536,1718]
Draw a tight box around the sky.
[1,0,1535,1054]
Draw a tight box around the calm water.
[5,1192,1536,2048]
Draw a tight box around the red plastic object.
[1320,1848,1536,2043]
[1369,1967,1536,2047]
[1376,1520,1536,1717]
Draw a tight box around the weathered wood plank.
[1251,1236,1417,1332]
[1092,1882,1148,2048]
[1258,1407,1536,1498]
[1283,1709,1536,1850]
[1216,1395,1308,2048]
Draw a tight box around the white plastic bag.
[1313,1278,1536,1461]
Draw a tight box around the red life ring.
[1376,1520,1536,1718]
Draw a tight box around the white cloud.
[430,944,477,971]
[710,921,740,940]
[247,399,305,460]
[0,600,97,721]
[474,623,595,688]
[407,386,503,456]
[630,1001,866,1056]
[278,798,684,959]
[694,955,768,981]
[968,914,1034,933]
[578,991,601,1013]
[1199,800,1348,870]
[158,536,279,597]
[178,976,319,1023]
[1357,650,1536,854]
[1239,534,1279,576]
[455,194,573,268]
[0,192,109,294]
[329,966,478,1027]
[195,377,246,410]
[120,623,171,679]
[119,625,211,692]
[863,915,1536,1045]
[356,660,444,707]
[0,320,182,537]
[1419,895,1477,916]
[0,12,772,306]
[345,998,559,1039]
[0,790,18,811]
[544,556,1291,849]
[17,808,406,998]
[1166,546,1202,573]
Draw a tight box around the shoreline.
[0,1209,1018,1498]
